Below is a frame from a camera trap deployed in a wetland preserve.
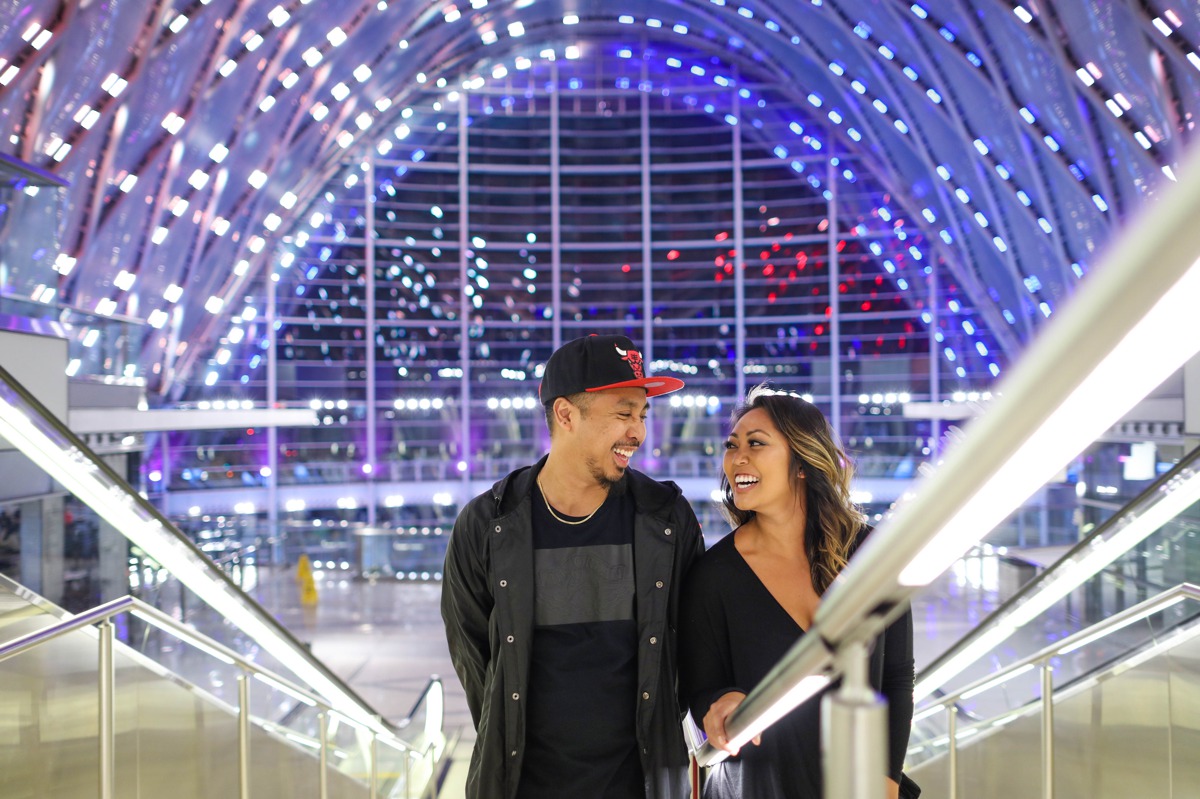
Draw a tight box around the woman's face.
[723,406,801,515]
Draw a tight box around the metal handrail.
[0,594,444,799]
[0,360,395,732]
[914,443,1200,698]
[915,582,1200,716]
[693,142,1200,773]
[907,583,1200,799]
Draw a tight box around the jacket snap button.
[650,637,657,645]
[512,692,520,700]
[507,635,514,643]
[511,750,517,757]
[664,528,672,535]
[499,579,507,587]
[494,525,502,533]
[655,580,664,589]
[642,692,650,700]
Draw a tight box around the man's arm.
[441,506,493,728]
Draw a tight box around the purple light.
[456,461,467,472]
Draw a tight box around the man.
[442,334,705,799]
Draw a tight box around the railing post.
[319,711,329,799]
[99,619,115,799]
[822,640,886,799]
[370,736,379,799]
[947,705,957,799]
[1042,662,1054,799]
[238,671,251,799]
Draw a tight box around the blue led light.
[773,145,788,158]
[790,121,804,134]
[995,164,1010,180]
[944,347,957,362]
[851,80,866,94]
[853,23,871,39]
[975,342,989,356]
[1092,194,1109,211]
[972,139,989,155]
[911,4,928,18]
[1002,310,1016,324]
[993,237,1008,252]
[989,364,1000,377]
[903,66,919,81]
[935,165,951,180]
[1039,302,1052,317]
[898,278,909,289]
[830,62,845,76]
[922,208,937,222]
[938,27,955,42]
[1016,190,1032,206]
[926,88,942,103]
[738,6,753,18]
[965,52,982,67]
[847,128,861,141]
[962,320,975,334]
[1043,135,1060,151]
[724,114,738,125]
[1038,218,1052,233]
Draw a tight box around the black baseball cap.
[539,335,685,401]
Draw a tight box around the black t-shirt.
[516,486,644,799]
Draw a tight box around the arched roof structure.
[0,0,1194,400]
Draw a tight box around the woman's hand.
[702,691,761,755]
[885,777,899,799]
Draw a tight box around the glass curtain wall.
[160,44,996,552]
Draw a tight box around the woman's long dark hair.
[720,384,862,595]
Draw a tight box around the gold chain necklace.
[537,477,604,526]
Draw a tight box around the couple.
[442,334,914,799]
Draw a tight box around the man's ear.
[552,396,576,432]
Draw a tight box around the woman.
[680,385,914,799]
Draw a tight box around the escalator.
[0,364,447,798]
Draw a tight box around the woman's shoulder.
[687,528,743,581]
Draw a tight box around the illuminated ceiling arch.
[0,0,1194,394]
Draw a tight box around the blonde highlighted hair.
[719,384,863,595]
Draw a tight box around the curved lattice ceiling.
[0,0,1194,395]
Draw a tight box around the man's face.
[567,387,649,488]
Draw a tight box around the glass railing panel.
[912,451,1200,703]
[909,592,1200,761]
[0,574,70,647]
[112,646,242,799]
[0,634,101,799]
[907,600,1200,798]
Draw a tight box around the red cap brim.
[585,376,686,398]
